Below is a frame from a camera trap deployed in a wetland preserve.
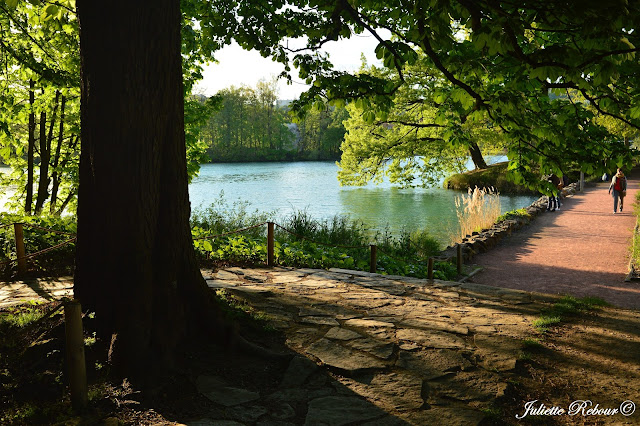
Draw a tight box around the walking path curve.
[469,171,640,310]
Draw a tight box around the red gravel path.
[469,171,640,310]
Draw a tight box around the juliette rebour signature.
[515,400,636,419]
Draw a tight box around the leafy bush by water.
[191,198,456,280]
[0,213,76,277]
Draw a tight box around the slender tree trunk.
[50,94,66,215]
[34,109,48,214]
[468,141,487,169]
[35,91,60,213]
[25,80,36,214]
[56,189,76,216]
[75,0,216,385]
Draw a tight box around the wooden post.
[580,171,585,191]
[14,223,27,276]
[456,244,463,274]
[427,257,434,280]
[369,244,377,273]
[267,222,274,267]
[64,300,87,411]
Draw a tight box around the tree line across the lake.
[193,78,347,162]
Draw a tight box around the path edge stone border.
[438,182,581,263]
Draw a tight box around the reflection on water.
[189,161,539,245]
[2,161,539,245]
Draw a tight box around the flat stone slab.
[399,318,469,335]
[306,338,387,372]
[301,316,340,326]
[367,372,425,411]
[396,349,472,377]
[215,270,242,281]
[343,318,396,328]
[226,405,268,423]
[305,396,386,426]
[280,356,319,388]
[324,327,363,340]
[396,328,467,349]
[206,280,238,289]
[347,337,395,360]
[196,376,260,407]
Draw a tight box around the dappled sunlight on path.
[470,172,640,309]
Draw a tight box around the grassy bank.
[191,200,458,280]
[443,162,535,194]
[0,202,458,281]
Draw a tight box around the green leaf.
[43,4,59,19]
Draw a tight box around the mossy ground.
[443,162,535,194]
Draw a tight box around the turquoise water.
[2,160,539,245]
[189,161,539,245]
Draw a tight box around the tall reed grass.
[452,186,501,243]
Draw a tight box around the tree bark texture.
[50,94,66,215]
[26,80,35,214]
[75,0,212,384]
[468,141,487,169]
[35,91,59,213]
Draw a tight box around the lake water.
[189,160,539,245]
[1,160,539,245]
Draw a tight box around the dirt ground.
[500,306,640,425]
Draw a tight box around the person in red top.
[608,168,627,213]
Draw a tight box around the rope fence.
[1,220,461,279]
[0,222,77,275]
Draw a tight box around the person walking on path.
[469,169,640,309]
[609,168,627,213]
[546,174,561,211]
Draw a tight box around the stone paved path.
[0,276,73,308]
[192,266,564,425]
[469,172,640,309]
[2,268,639,424]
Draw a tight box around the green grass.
[521,337,544,350]
[532,315,561,333]
[0,301,47,328]
[496,208,531,223]
[532,295,609,334]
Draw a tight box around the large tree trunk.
[75,0,214,385]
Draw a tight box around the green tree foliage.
[200,0,640,190]
[200,79,346,161]
[338,57,510,187]
[0,1,216,214]
[201,80,295,161]
[296,104,346,160]
[0,1,80,215]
